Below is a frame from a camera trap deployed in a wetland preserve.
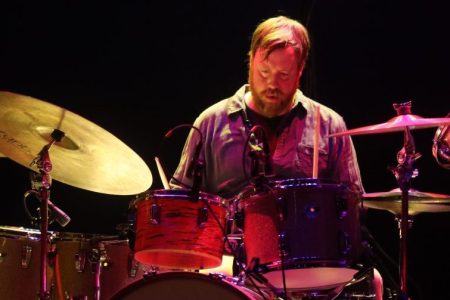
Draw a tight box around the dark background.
[1,1,449,299]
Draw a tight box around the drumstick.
[155,156,170,189]
[313,105,320,179]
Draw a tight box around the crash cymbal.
[363,188,450,215]
[0,91,152,195]
[329,114,450,137]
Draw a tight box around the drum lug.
[0,251,5,263]
[75,248,87,272]
[21,245,32,269]
[336,196,348,219]
[197,206,208,228]
[276,195,287,222]
[278,232,289,257]
[150,203,161,225]
[127,252,140,278]
[339,230,351,255]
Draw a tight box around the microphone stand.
[29,129,65,300]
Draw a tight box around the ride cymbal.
[0,91,152,195]
[362,188,450,215]
[329,114,450,137]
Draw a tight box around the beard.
[248,71,298,118]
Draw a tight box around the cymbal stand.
[389,102,421,299]
[29,129,65,300]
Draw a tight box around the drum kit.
[0,92,450,300]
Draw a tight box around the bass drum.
[111,272,265,300]
[0,226,53,300]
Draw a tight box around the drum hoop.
[134,189,227,208]
[0,225,52,240]
[272,178,347,190]
[53,232,120,242]
[110,272,251,300]
[263,257,354,271]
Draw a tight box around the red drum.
[0,226,53,300]
[238,178,362,292]
[133,189,228,269]
[53,233,145,300]
[111,272,265,300]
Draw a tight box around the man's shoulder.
[298,92,345,123]
[196,85,246,122]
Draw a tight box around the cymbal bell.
[363,188,450,215]
[0,91,152,195]
[329,114,450,137]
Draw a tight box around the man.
[170,15,383,299]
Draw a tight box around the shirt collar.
[226,84,307,117]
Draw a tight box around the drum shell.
[0,226,53,300]
[53,233,145,300]
[241,179,362,266]
[238,178,363,292]
[133,189,227,269]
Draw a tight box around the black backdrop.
[1,1,449,299]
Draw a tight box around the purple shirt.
[170,85,364,199]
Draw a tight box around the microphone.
[23,189,71,227]
[48,199,71,227]
[187,139,203,179]
[249,125,274,177]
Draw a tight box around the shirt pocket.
[295,144,329,177]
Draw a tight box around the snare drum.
[53,232,145,300]
[238,178,362,292]
[0,226,53,300]
[111,272,265,300]
[132,189,228,270]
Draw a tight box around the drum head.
[261,267,359,291]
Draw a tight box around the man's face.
[249,46,302,118]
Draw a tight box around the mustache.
[264,89,281,97]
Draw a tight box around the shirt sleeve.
[329,118,365,196]
[169,118,203,190]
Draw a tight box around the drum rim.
[0,225,53,240]
[252,267,360,292]
[272,177,346,189]
[53,231,120,241]
[110,271,253,300]
[134,189,227,207]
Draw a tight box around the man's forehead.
[254,46,297,65]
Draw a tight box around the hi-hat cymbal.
[0,91,152,195]
[363,188,450,215]
[329,114,450,137]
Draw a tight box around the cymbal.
[363,188,450,215]
[0,91,152,195]
[329,114,450,137]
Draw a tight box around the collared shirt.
[170,84,364,199]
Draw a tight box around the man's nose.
[266,74,279,88]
